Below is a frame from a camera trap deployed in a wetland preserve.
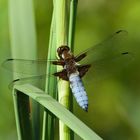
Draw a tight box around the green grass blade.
[8,0,37,59]
[8,0,39,139]
[68,0,78,49]
[13,84,103,140]
[42,6,57,140]
[68,0,78,139]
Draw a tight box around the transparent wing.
[8,74,59,89]
[2,59,56,75]
[8,75,47,90]
[76,30,133,82]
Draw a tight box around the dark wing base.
[53,64,91,80]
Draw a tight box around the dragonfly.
[2,30,132,112]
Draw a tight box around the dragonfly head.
[57,45,70,59]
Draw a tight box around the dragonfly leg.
[77,65,91,78]
[75,53,87,62]
[52,60,65,66]
[53,69,69,81]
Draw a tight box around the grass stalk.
[54,0,71,139]
[42,5,57,140]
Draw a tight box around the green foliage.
[0,0,140,140]
[13,84,102,140]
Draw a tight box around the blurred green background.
[0,0,140,140]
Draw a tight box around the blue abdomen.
[69,73,88,111]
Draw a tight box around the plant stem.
[55,0,71,140]
[42,5,57,140]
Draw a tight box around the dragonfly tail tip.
[83,106,88,112]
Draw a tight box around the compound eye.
[57,45,69,53]
[64,46,70,51]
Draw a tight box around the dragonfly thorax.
[64,58,78,77]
